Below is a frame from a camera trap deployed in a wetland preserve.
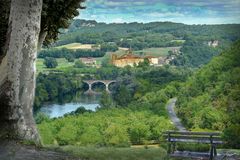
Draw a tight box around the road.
[167,98,186,131]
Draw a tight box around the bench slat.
[170,138,224,144]
[165,131,221,136]
[169,135,222,140]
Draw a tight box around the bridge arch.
[83,80,116,94]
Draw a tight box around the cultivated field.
[135,47,181,57]
[36,58,75,73]
[55,43,97,50]
[109,47,181,57]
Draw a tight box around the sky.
[77,0,240,24]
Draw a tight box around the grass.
[170,40,186,43]
[109,47,181,58]
[36,58,98,74]
[36,58,75,73]
[60,146,168,160]
[55,43,94,50]
[135,47,181,57]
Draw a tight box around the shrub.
[44,57,58,68]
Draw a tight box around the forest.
[45,19,240,68]
[176,41,240,148]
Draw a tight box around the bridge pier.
[105,83,110,93]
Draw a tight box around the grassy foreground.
[59,146,168,160]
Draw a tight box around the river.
[38,93,101,118]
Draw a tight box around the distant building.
[145,56,159,66]
[111,49,159,67]
[208,40,219,48]
[158,57,166,66]
[80,57,97,66]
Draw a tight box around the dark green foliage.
[176,41,240,148]
[38,48,105,58]
[34,112,50,124]
[100,91,114,109]
[112,75,139,106]
[137,58,150,68]
[100,43,118,52]
[34,73,81,110]
[65,54,75,62]
[171,38,225,67]
[38,108,173,146]
[44,57,58,68]
[74,60,85,68]
[55,20,240,49]
[41,0,85,45]
[71,106,92,115]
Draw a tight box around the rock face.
[0,0,42,144]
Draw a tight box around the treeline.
[38,48,106,59]
[55,19,240,48]
[176,41,240,148]
[55,32,183,50]
[34,73,82,111]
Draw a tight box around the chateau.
[111,49,159,67]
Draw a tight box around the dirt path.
[0,141,81,160]
[166,98,186,131]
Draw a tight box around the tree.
[74,60,85,68]
[100,91,114,109]
[65,54,75,62]
[138,58,150,68]
[44,57,58,68]
[39,0,86,48]
[0,0,43,143]
[0,0,85,143]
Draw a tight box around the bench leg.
[172,143,176,154]
[168,143,172,154]
[209,145,214,160]
[213,145,217,156]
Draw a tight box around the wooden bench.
[164,131,224,160]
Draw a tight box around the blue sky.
[77,0,240,24]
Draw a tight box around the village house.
[80,57,97,66]
[208,40,219,48]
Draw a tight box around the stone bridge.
[83,80,116,94]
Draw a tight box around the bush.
[74,60,85,68]
[44,57,58,68]
[65,54,75,62]
[34,112,50,124]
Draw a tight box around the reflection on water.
[39,93,101,118]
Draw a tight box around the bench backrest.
[164,131,224,144]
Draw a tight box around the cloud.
[78,0,240,24]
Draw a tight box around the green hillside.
[176,41,240,148]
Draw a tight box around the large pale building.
[111,50,159,67]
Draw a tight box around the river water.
[38,93,101,118]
